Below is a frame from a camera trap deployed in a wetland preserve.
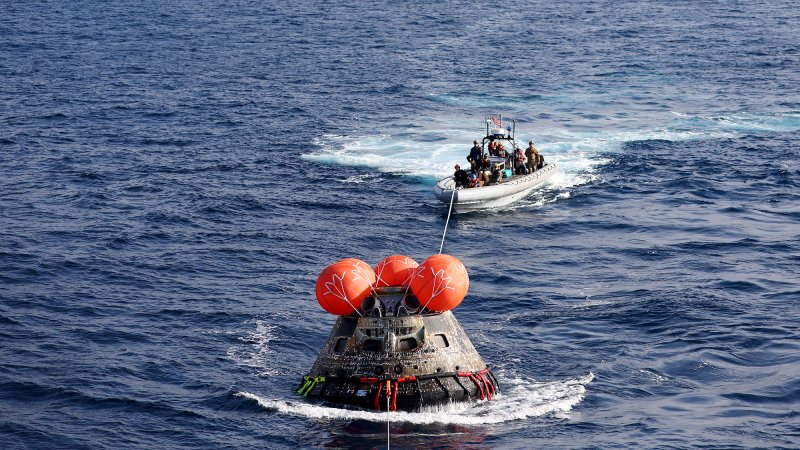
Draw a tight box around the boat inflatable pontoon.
[434,161,559,213]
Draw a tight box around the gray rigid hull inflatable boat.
[434,161,559,213]
[433,115,560,213]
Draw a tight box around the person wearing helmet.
[496,142,507,158]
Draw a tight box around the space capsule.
[297,255,499,412]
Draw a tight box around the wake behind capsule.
[297,254,499,412]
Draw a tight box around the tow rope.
[385,380,391,449]
[439,187,456,254]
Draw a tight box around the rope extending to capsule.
[439,187,456,254]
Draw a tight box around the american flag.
[491,115,501,127]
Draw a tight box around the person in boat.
[478,155,493,186]
[496,142,507,158]
[525,141,540,173]
[514,146,528,175]
[453,164,470,188]
[487,139,498,156]
[477,170,491,186]
[467,140,482,171]
[482,156,503,185]
[469,169,483,187]
[490,165,504,184]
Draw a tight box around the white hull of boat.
[433,163,559,213]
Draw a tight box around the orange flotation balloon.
[410,254,469,312]
[374,255,419,287]
[315,258,377,315]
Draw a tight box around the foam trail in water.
[304,111,800,191]
[307,128,608,191]
[669,111,800,133]
[236,373,593,425]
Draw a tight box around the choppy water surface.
[2,0,799,448]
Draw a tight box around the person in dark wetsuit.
[490,165,503,184]
[453,164,470,188]
[467,140,483,171]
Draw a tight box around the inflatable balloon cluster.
[315,254,469,315]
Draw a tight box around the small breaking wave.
[235,372,593,425]
[340,173,384,184]
[226,319,280,376]
[669,111,800,134]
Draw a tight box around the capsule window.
[433,334,449,348]
[399,338,418,351]
[364,339,381,352]
[334,338,348,353]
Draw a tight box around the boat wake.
[235,372,593,425]
[305,130,608,190]
[303,111,800,193]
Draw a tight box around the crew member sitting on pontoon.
[490,164,504,184]
[453,165,470,188]
[469,170,483,187]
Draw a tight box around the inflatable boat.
[434,162,559,212]
[433,116,559,213]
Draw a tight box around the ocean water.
[2,0,799,448]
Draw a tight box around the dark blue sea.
[2,1,799,448]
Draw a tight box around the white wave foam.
[571,299,615,309]
[304,111,800,205]
[638,369,670,384]
[235,373,593,425]
[670,111,800,133]
[226,319,281,376]
[306,129,610,195]
[341,173,383,184]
